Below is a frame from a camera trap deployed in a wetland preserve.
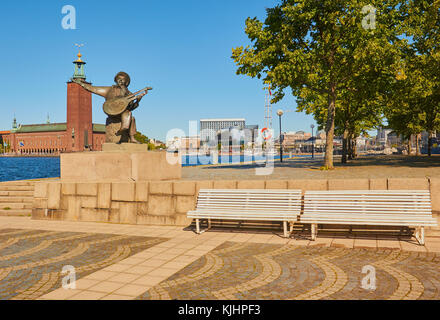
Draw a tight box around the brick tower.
[66,49,93,152]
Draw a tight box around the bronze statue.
[72,72,151,143]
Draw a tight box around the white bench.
[187,189,302,237]
[301,190,437,245]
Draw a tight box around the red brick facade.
[67,81,95,152]
[0,83,105,155]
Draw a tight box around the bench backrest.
[303,190,432,216]
[196,189,302,213]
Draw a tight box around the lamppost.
[311,124,315,159]
[277,110,284,162]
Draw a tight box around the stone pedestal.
[102,143,149,152]
[60,149,181,182]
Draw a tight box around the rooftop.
[200,118,246,122]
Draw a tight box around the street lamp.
[277,109,284,162]
[311,124,315,159]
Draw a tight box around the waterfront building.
[180,136,201,151]
[200,118,246,143]
[377,127,393,146]
[0,51,105,155]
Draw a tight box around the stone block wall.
[32,178,440,226]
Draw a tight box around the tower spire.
[72,44,86,80]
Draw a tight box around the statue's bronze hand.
[138,91,148,100]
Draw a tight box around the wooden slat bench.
[301,190,437,245]
[187,189,302,237]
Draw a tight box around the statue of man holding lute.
[72,71,152,143]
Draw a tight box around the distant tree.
[134,131,149,144]
[6,141,10,153]
[134,131,162,150]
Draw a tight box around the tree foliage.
[232,0,402,168]
[134,131,157,150]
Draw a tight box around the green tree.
[134,131,149,144]
[232,0,402,169]
[385,0,440,156]
[134,131,159,150]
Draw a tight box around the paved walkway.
[0,216,439,300]
[182,155,440,180]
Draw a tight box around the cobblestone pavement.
[1,217,439,300]
[137,242,440,300]
[0,228,166,300]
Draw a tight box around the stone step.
[0,196,33,203]
[0,181,36,186]
[0,202,33,210]
[0,209,32,216]
[0,191,34,197]
[0,185,35,191]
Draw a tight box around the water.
[0,154,312,182]
[0,157,60,182]
[181,154,309,167]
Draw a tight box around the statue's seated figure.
[73,72,148,143]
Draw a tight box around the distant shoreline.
[0,155,60,158]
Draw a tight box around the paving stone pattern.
[137,242,440,300]
[0,228,166,299]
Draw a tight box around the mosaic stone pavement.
[0,228,167,300]
[137,241,440,300]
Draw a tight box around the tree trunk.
[416,134,420,156]
[342,128,348,164]
[428,131,432,156]
[348,135,353,160]
[324,84,336,169]
[407,136,412,156]
[352,136,357,159]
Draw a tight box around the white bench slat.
[299,220,437,227]
[300,214,436,221]
[303,209,432,214]
[300,218,437,224]
[305,190,430,194]
[199,189,302,192]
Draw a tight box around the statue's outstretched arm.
[71,78,109,97]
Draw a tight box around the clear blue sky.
[0,0,317,141]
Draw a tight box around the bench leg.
[208,219,212,230]
[196,218,200,234]
[415,227,425,246]
[311,224,317,241]
[283,221,288,238]
[289,221,294,234]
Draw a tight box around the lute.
[103,87,152,116]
